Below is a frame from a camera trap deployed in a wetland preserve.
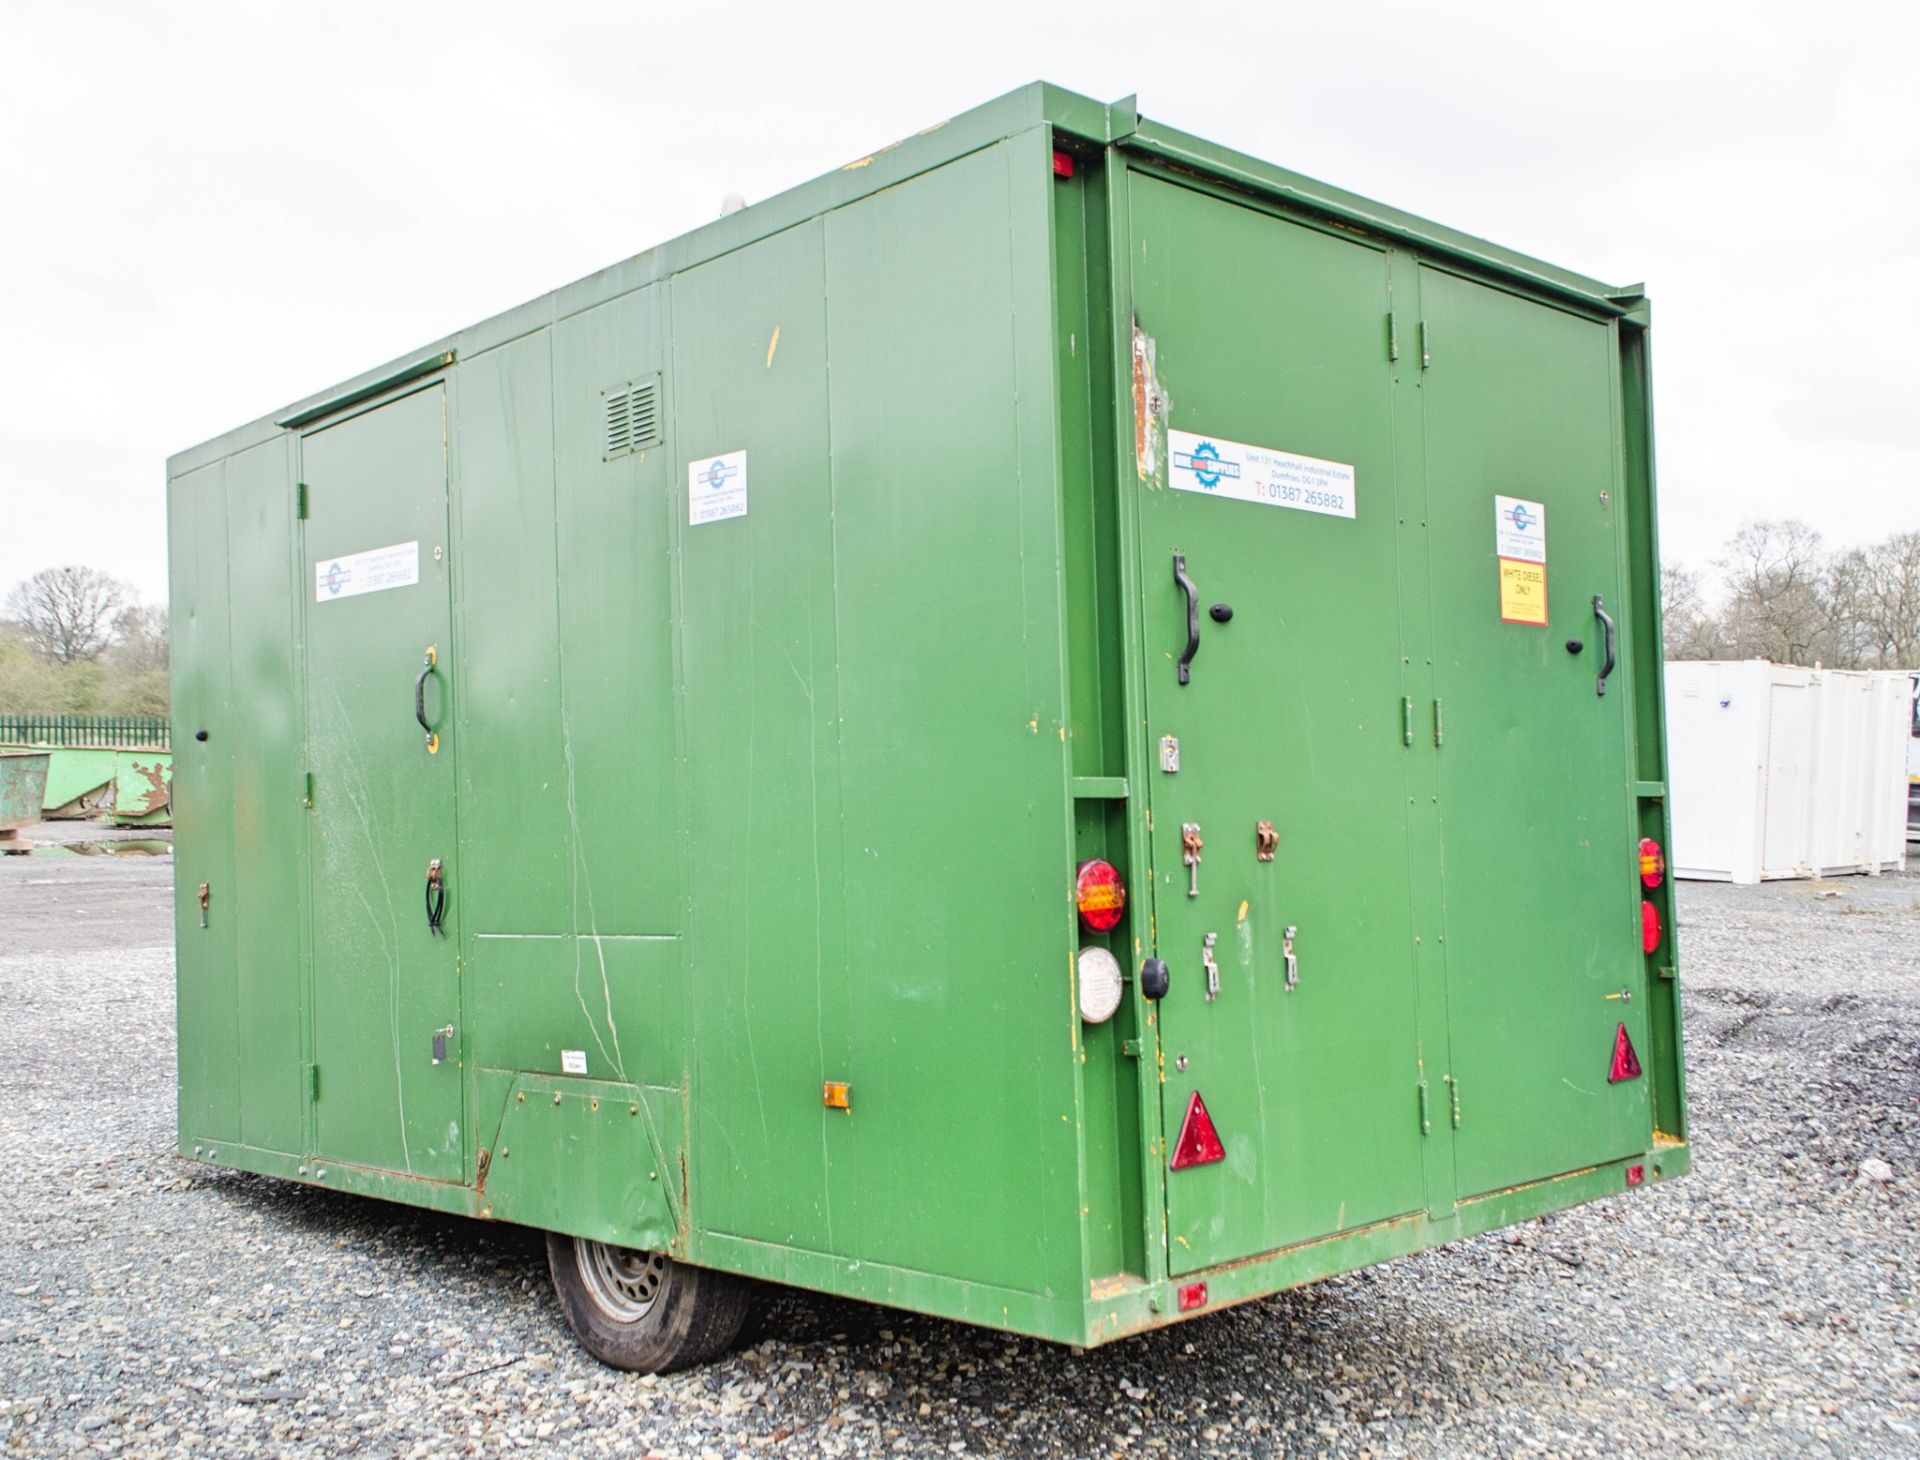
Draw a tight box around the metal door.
[302,385,463,1181]
[1129,174,1428,1274]
[1415,267,1653,1198]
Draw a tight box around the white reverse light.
[1077,946,1124,1025]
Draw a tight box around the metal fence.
[0,714,170,750]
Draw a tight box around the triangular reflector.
[1170,1091,1226,1169]
[1609,1022,1642,1083]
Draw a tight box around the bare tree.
[1715,520,1842,666]
[108,604,169,674]
[1659,561,1723,659]
[1832,530,1920,669]
[3,566,131,664]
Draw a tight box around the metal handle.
[414,646,440,749]
[425,859,446,937]
[1591,596,1616,697]
[1173,552,1200,685]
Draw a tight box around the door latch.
[1255,821,1277,861]
[1181,823,1204,898]
[431,1025,455,1065]
[1159,735,1180,773]
[1283,924,1299,992]
[1202,931,1220,1001]
[425,859,447,937]
[197,882,210,929]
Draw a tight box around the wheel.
[545,1232,751,1373]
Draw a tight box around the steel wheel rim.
[575,1240,668,1323]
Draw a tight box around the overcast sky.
[4,0,1915,608]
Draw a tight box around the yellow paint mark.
[842,155,874,171]
[1028,717,1040,734]
[1174,1234,1190,1249]
[765,325,781,369]
[1237,899,1249,923]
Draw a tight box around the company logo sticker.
[1167,429,1355,519]
[689,448,748,525]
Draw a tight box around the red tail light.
[1178,1281,1209,1312]
[1075,859,1125,933]
[1640,899,1661,954]
[1638,837,1665,888]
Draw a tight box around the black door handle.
[415,646,440,749]
[1592,596,1616,697]
[1174,553,1200,685]
[425,858,446,937]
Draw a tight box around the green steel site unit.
[169,83,1688,1371]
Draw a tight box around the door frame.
[293,373,466,1177]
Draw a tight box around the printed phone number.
[1253,480,1348,512]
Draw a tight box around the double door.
[1127,173,1650,1273]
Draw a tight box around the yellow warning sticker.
[1499,558,1548,625]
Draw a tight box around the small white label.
[315,541,420,602]
[689,449,748,525]
[1495,496,1547,563]
[1168,430,1355,519]
[560,1049,588,1075]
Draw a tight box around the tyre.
[545,1232,751,1373]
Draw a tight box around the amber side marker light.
[822,1081,851,1111]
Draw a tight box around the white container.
[1664,661,1910,883]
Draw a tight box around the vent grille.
[603,376,662,460]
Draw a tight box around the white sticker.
[689,449,748,525]
[1168,430,1355,519]
[1495,496,1547,563]
[560,1049,588,1075]
[314,541,420,602]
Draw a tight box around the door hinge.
[296,482,309,520]
[302,771,314,808]
[1386,311,1400,362]
[1417,1080,1431,1136]
[1418,320,1432,370]
[305,1063,320,1101]
[1433,698,1445,747]
[1401,696,1414,746]
[1444,1073,1461,1128]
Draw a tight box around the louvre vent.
[603,375,662,460]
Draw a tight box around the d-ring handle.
[415,646,441,751]
[1173,552,1200,685]
[1591,596,1616,698]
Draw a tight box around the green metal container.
[169,83,1687,1366]
[0,751,51,840]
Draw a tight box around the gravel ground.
[1,848,1916,1458]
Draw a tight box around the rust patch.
[128,759,170,814]
[474,1146,492,1194]
[1131,321,1167,481]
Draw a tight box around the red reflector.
[1640,899,1661,954]
[1052,149,1074,178]
[1178,1281,1208,1312]
[1075,859,1126,933]
[1169,1091,1225,1169]
[1638,837,1665,888]
[1625,1163,1646,1188]
[1609,1022,1643,1083]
